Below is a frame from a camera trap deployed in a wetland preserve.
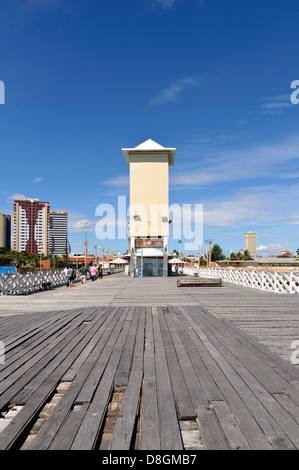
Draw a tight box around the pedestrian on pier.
[79,265,89,284]
[90,264,98,282]
[98,265,103,279]
[67,266,74,288]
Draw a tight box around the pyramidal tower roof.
[122,138,176,166]
[134,138,166,150]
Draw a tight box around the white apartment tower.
[49,210,68,257]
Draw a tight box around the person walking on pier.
[67,266,74,288]
[79,265,89,284]
[90,264,98,282]
[98,265,103,279]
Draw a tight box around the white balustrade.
[0,270,72,296]
[181,266,299,294]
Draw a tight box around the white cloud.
[67,210,95,233]
[155,0,176,8]
[172,136,299,187]
[261,94,292,114]
[202,191,275,228]
[6,193,26,203]
[256,244,268,251]
[256,243,285,256]
[181,181,299,231]
[151,77,200,106]
[33,177,42,183]
[103,175,129,187]
[262,102,291,110]
[24,0,64,9]
[72,219,91,230]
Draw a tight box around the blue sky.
[1,0,299,257]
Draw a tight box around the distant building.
[49,210,68,257]
[279,250,293,258]
[0,213,11,251]
[244,231,257,257]
[13,198,50,255]
[69,253,95,267]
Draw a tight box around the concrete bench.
[177,277,222,287]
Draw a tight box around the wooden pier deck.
[1,285,299,450]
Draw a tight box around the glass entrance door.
[136,258,164,277]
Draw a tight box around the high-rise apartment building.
[244,231,257,257]
[0,213,11,251]
[49,210,68,257]
[13,198,50,255]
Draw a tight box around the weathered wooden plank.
[196,404,229,450]
[210,400,250,450]
[109,307,145,450]
[190,318,284,437]
[12,309,101,404]
[192,308,293,395]
[140,307,161,450]
[179,307,279,447]
[114,307,140,387]
[192,305,299,385]
[62,306,118,382]
[70,309,132,450]
[0,309,89,384]
[1,309,80,353]
[189,306,299,415]
[0,308,98,409]
[170,306,223,403]
[75,307,128,403]
[152,307,183,450]
[48,403,90,450]
[158,308,195,419]
[175,310,272,449]
[27,308,128,450]
[0,310,112,450]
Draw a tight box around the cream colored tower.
[122,139,175,277]
[244,231,257,257]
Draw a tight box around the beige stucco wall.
[129,153,169,237]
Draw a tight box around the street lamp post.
[208,240,213,268]
[40,244,43,272]
[94,245,98,265]
[198,244,201,269]
[84,222,88,267]
[178,240,182,270]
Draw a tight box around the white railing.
[182,266,299,294]
[0,267,125,296]
[0,270,70,296]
